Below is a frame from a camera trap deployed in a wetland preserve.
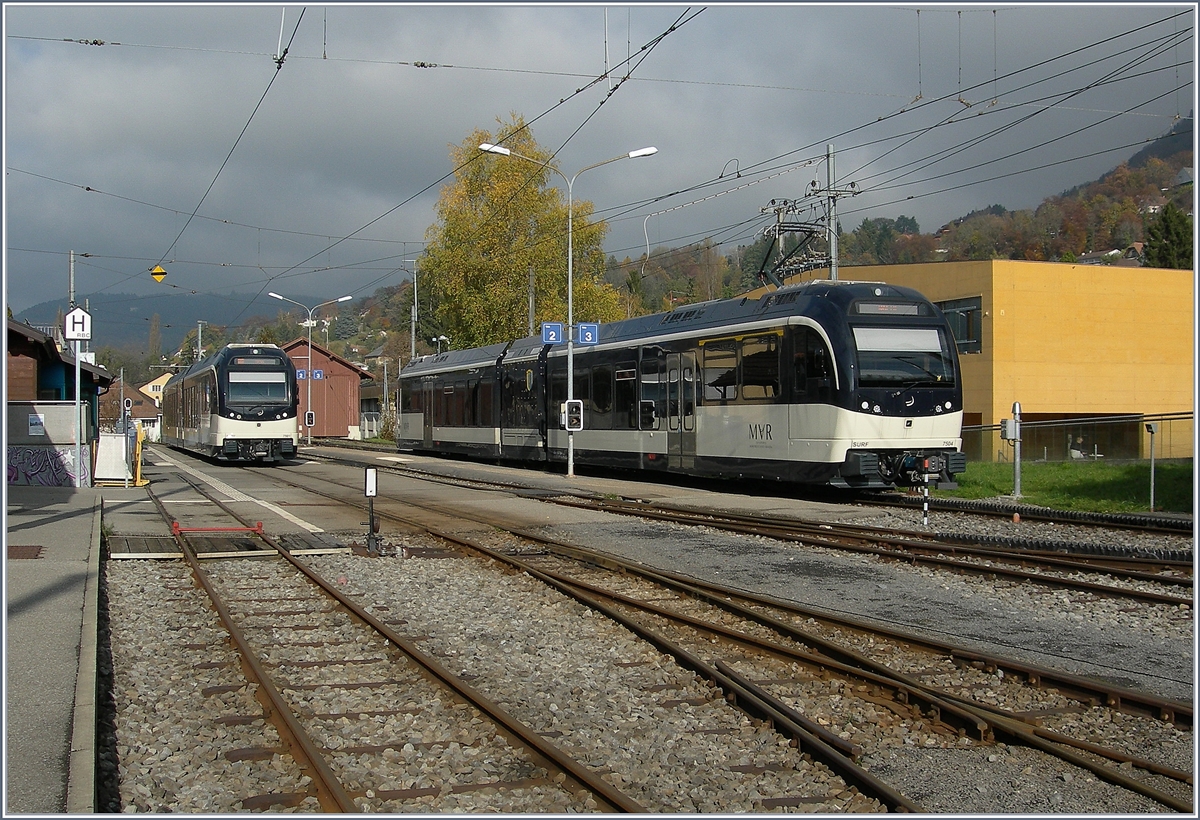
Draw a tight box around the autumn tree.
[421,115,622,349]
[1144,202,1193,269]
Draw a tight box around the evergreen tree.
[1144,202,1193,269]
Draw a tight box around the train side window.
[703,340,738,403]
[573,367,591,420]
[614,364,637,429]
[478,380,494,426]
[639,348,664,430]
[741,335,780,401]
[794,328,832,404]
[591,364,613,429]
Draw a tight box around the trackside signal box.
[1000,419,1019,440]
[305,411,315,428]
[562,400,584,431]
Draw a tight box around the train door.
[422,381,434,447]
[666,352,696,470]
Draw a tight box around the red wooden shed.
[281,338,375,440]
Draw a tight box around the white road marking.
[153,451,324,533]
[377,456,412,463]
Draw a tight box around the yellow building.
[769,260,1194,461]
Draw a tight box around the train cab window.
[228,371,288,403]
[702,340,738,402]
[852,326,954,388]
[740,335,780,401]
[639,350,664,431]
[793,327,832,404]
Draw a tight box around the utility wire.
[155,8,306,267]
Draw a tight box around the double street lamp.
[269,292,352,446]
[478,142,657,476]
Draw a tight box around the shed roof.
[280,338,375,380]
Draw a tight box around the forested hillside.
[42,118,1191,387]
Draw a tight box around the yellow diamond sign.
[150,265,166,283]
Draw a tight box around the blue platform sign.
[313,369,325,380]
[541,322,564,344]
[577,322,600,345]
[297,369,307,380]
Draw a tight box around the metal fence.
[964,412,1193,464]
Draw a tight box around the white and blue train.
[161,344,299,463]
[396,280,966,488]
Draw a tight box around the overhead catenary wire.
[154,8,307,269]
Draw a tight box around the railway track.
[246,462,1193,813]
[122,477,643,812]
[547,497,1194,608]
[305,451,1193,608]
[859,491,1194,536]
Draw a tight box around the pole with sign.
[364,467,379,555]
[64,307,92,488]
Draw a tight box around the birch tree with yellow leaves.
[421,115,622,350]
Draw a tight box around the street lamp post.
[269,292,352,446]
[479,142,657,476]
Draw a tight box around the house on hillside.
[139,372,172,408]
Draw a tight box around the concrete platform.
[5,485,102,814]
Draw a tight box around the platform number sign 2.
[541,322,564,344]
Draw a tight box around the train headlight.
[861,401,869,410]
[873,405,881,413]
[945,402,952,410]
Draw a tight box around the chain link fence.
[963,412,1193,464]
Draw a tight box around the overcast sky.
[4,3,1195,317]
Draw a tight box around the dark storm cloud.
[5,4,1193,314]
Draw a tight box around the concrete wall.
[7,402,92,486]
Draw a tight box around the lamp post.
[269,292,352,446]
[401,259,420,361]
[479,142,657,476]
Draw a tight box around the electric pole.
[807,144,859,281]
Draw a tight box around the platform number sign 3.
[577,323,599,345]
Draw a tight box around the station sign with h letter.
[64,307,92,341]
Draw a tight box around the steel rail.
[143,484,358,812]
[551,497,1193,606]
[858,492,1194,535]
[419,527,925,813]
[167,470,644,813]
[509,548,1194,808]
[230,463,1195,809]
[252,466,1194,731]
[583,500,1194,576]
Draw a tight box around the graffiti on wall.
[7,446,90,486]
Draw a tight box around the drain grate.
[8,545,44,560]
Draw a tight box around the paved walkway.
[5,485,101,814]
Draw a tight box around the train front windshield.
[228,372,290,402]
[852,326,955,388]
